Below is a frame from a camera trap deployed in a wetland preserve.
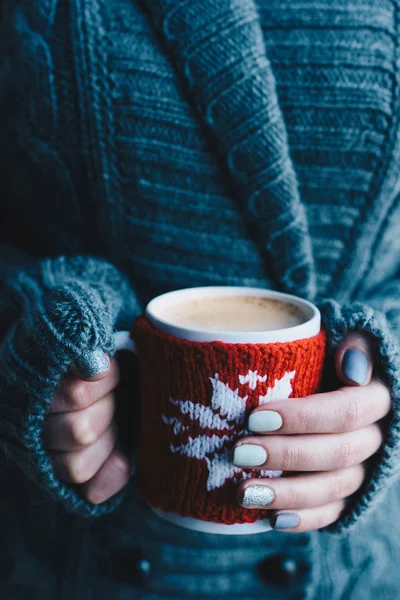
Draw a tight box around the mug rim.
[145,286,320,344]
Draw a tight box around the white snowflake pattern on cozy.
[162,369,296,491]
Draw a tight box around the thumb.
[335,332,374,387]
[73,349,110,382]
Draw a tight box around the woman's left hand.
[234,332,391,532]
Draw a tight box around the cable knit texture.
[2,0,400,597]
[320,299,400,534]
[0,256,141,516]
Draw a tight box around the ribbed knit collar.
[143,0,316,299]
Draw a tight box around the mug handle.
[113,331,138,355]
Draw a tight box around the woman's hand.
[43,354,131,504]
[234,333,391,532]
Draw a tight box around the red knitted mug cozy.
[132,315,326,525]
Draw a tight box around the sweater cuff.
[319,299,400,534]
[0,256,141,517]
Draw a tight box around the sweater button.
[281,557,299,577]
[132,554,152,589]
[136,558,152,579]
[108,548,152,588]
[258,554,307,586]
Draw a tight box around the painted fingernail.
[343,349,369,385]
[76,349,109,377]
[272,513,300,530]
[233,445,267,467]
[248,411,283,432]
[241,485,275,507]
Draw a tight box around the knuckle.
[285,483,305,507]
[281,444,301,470]
[83,454,129,504]
[297,404,318,434]
[339,390,360,431]
[69,380,91,409]
[330,474,345,500]
[65,454,91,484]
[82,485,98,504]
[332,439,353,469]
[70,415,97,447]
[330,472,354,500]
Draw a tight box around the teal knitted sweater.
[2,0,400,597]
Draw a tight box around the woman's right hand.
[42,355,131,504]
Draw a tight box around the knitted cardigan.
[2,0,400,596]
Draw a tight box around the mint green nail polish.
[248,411,283,432]
[233,445,267,467]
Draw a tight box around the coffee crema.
[160,295,306,332]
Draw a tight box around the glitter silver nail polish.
[76,349,109,377]
[241,485,275,507]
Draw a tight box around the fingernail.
[342,349,369,385]
[248,411,283,432]
[233,445,267,467]
[272,513,300,530]
[76,349,109,377]
[241,485,275,507]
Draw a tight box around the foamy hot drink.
[160,295,306,332]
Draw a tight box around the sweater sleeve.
[319,280,400,534]
[0,248,142,517]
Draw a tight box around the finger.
[81,448,131,504]
[50,359,120,413]
[335,332,375,387]
[74,349,110,382]
[51,424,117,484]
[43,393,116,451]
[247,379,391,435]
[237,463,365,510]
[232,423,383,471]
[269,500,345,533]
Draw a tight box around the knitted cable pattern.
[133,315,326,524]
[143,0,316,300]
[0,255,141,516]
[320,299,400,534]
